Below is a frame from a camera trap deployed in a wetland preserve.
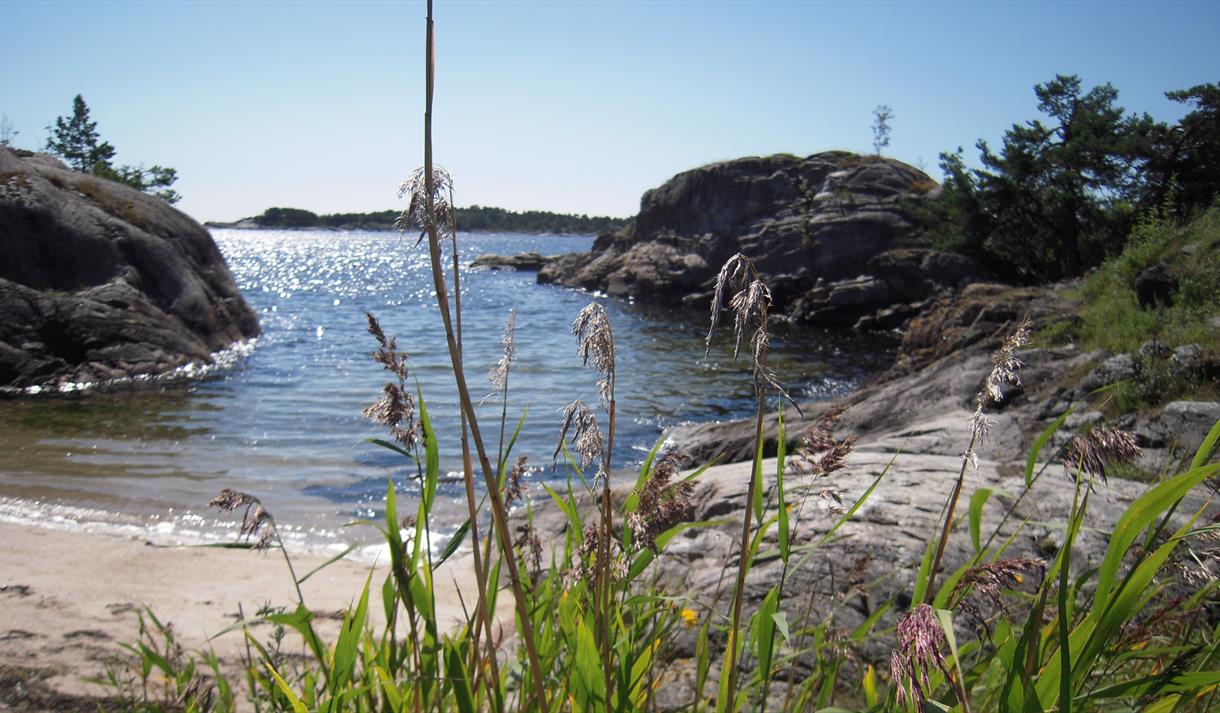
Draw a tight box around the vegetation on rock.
[922,75,1219,284]
[239,204,628,234]
[43,94,181,204]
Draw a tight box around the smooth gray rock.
[0,147,259,390]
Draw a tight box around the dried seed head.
[488,309,518,395]
[514,521,543,576]
[1062,426,1142,483]
[953,557,1041,611]
[572,303,615,406]
[209,489,276,549]
[504,455,530,507]
[567,523,627,588]
[889,604,947,712]
[627,453,696,551]
[706,253,793,402]
[396,165,457,243]
[555,400,605,475]
[363,313,419,451]
[790,429,857,477]
[965,318,1031,467]
[706,253,753,356]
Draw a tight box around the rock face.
[571,282,1219,706]
[0,148,259,390]
[537,152,990,328]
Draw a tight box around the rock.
[0,147,259,390]
[1079,354,1139,393]
[1135,262,1177,308]
[536,152,986,327]
[1134,401,1220,470]
[1138,339,1170,359]
[470,252,550,271]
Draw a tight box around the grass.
[1036,206,1220,414]
[1039,206,1220,355]
[100,6,1220,712]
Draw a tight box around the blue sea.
[0,229,893,553]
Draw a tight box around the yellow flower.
[680,608,698,628]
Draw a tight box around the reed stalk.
[420,3,546,707]
[724,388,766,708]
[445,158,501,694]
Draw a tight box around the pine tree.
[872,105,893,156]
[45,95,116,173]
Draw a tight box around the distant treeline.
[247,205,629,234]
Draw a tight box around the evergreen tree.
[1146,82,1220,215]
[45,94,115,173]
[872,104,893,156]
[928,75,1154,282]
[44,94,181,204]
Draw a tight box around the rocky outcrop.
[535,152,989,329]
[470,252,552,271]
[562,283,1219,706]
[0,148,259,390]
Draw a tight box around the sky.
[2,0,1218,224]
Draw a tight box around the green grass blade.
[776,410,790,563]
[1094,462,1219,610]
[754,587,780,682]
[432,518,471,570]
[625,436,666,514]
[1190,418,1220,470]
[1026,408,1072,487]
[417,387,439,510]
[969,487,992,554]
[329,572,372,698]
[296,543,360,585]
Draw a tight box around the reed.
[103,5,1220,713]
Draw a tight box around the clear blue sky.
[2,1,1217,223]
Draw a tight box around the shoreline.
[203,223,600,238]
[0,519,501,702]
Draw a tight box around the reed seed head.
[706,253,793,400]
[514,520,543,577]
[555,400,605,476]
[890,603,947,712]
[1062,426,1142,483]
[966,317,1031,467]
[572,303,615,406]
[209,489,276,549]
[790,427,857,477]
[396,165,457,243]
[953,557,1041,611]
[488,309,518,395]
[504,455,530,507]
[627,453,696,552]
[363,313,419,451]
[568,523,627,588]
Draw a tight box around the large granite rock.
[0,147,259,390]
[536,152,989,328]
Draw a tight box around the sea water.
[0,229,893,553]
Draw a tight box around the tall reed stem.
[421,3,546,707]
[724,386,766,709]
[447,171,501,694]
[925,431,977,602]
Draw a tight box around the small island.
[206,204,630,235]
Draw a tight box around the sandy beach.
[0,520,499,706]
